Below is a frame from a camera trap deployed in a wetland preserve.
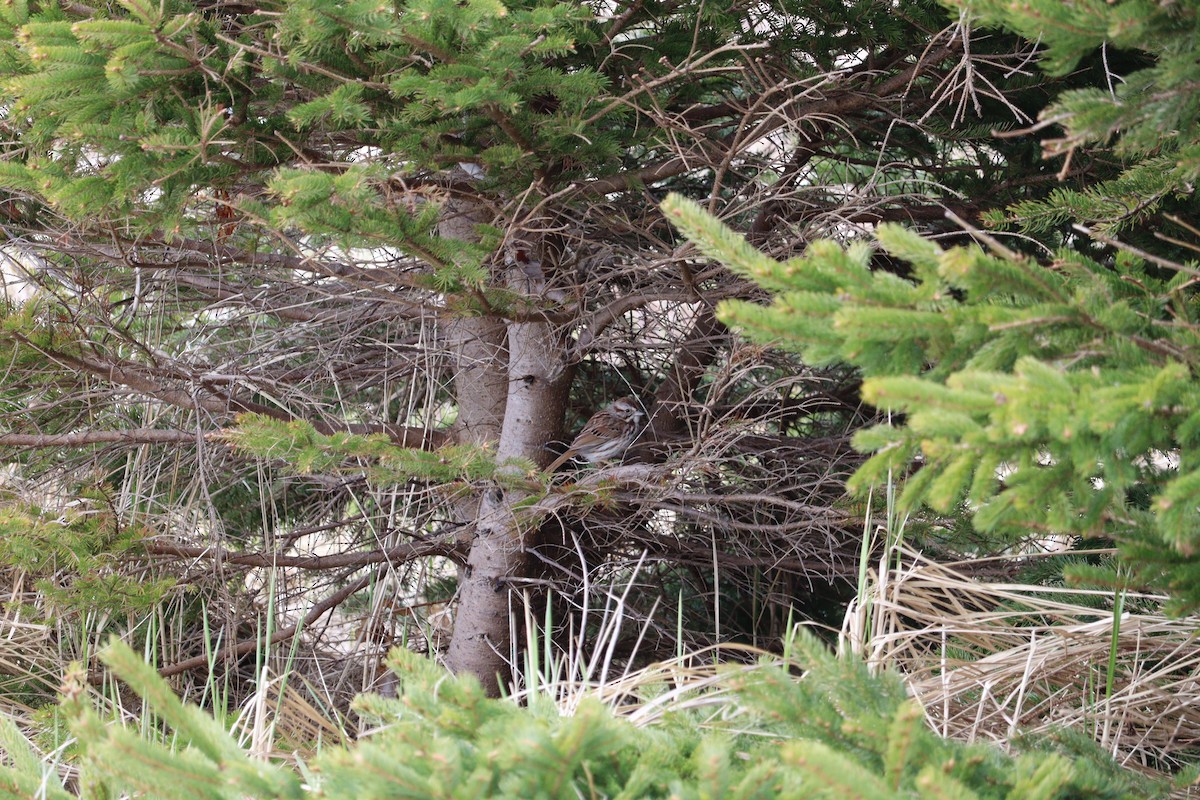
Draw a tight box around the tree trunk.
[439,192,509,453]
[442,224,572,694]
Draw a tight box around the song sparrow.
[545,396,644,473]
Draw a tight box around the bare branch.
[144,538,464,570]
[0,429,201,447]
[155,573,373,679]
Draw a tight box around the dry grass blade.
[510,637,774,731]
[847,547,1200,785]
[229,666,350,762]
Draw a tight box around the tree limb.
[643,308,728,445]
[579,43,961,197]
[143,538,464,570]
[6,335,450,449]
[0,429,201,447]
[155,573,374,679]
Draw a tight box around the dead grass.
[844,547,1200,790]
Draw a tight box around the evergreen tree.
[662,0,1200,609]
[0,0,1097,693]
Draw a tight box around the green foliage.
[0,630,1163,798]
[0,713,73,800]
[660,0,1200,613]
[0,0,621,233]
[956,0,1200,234]
[663,191,1200,610]
[60,645,305,800]
[0,299,87,376]
[221,412,528,487]
[0,494,175,616]
[0,0,799,306]
[0,0,1188,762]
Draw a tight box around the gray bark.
[439,194,509,451]
[439,206,572,694]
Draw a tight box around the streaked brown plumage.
[545,396,643,472]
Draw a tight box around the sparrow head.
[608,396,644,422]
